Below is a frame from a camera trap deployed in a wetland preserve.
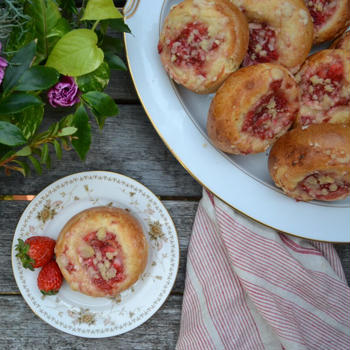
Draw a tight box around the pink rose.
[47,76,80,108]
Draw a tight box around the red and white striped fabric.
[176,190,350,350]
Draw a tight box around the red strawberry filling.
[302,60,348,106]
[81,230,125,292]
[162,21,221,76]
[243,23,278,67]
[242,80,294,139]
[298,172,350,201]
[306,0,337,28]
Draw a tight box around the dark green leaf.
[56,0,78,19]
[16,146,32,157]
[53,139,62,160]
[71,105,91,160]
[82,91,119,128]
[15,66,60,91]
[104,52,127,71]
[0,121,26,146]
[0,144,14,162]
[58,114,74,128]
[48,122,60,137]
[82,0,122,20]
[77,62,110,93]
[45,153,52,169]
[12,105,44,140]
[0,93,43,115]
[40,143,49,164]
[107,18,131,33]
[28,155,42,174]
[101,36,123,53]
[27,0,61,62]
[13,160,31,176]
[2,41,36,96]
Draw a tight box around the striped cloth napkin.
[176,190,350,350]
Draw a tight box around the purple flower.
[47,76,80,108]
[0,42,8,86]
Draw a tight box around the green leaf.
[13,160,31,176]
[108,18,131,33]
[28,155,42,174]
[40,143,49,164]
[77,62,110,93]
[104,52,127,71]
[71,105,91,160]
[0,93,43,115]
[57,127,77,137]
[46,29,104,77]
[0,121,26,146]
[27,0,62,62]
[2,41,36,96]
[82,0,123,20]
[15,66,60,91]
[47,18,71,53]
[82,91,118,122]
[53,139,62,160]
[16,146,32,157]
[101,36,123,53]
[12,105,44,140]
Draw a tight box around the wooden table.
[1,52,349,350]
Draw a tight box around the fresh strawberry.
[15,236,56,270]
[37,260,63,295]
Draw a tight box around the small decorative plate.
[11,171,179,338]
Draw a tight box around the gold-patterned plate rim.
[11,171,180,338]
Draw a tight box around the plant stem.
[92,20,100,31]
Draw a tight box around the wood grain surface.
[0,2,349,347]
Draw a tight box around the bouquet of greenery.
[0,0,130,175]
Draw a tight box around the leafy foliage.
[0,0,129,176]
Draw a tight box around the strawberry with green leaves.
[15,236,56,270]
[37,260,63,295]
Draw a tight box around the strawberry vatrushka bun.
[303,0,350,44]
[230,0,313,73]
[55,207,148,297]
[295,49,350,127]
[207,63,299,155]
[158,0,249,94]
[269,124,350,202]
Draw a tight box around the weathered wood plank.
[0,200,198,294]
[105,69,139,102]
[0,105,202,197]
[0,294,182,350]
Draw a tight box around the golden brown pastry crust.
[330,30,350,50]
[268,124,350,201]
[55,207,148,297]
[230,0,313,73]
[158,0,249,94]
[295,49,350,127]
[207,63,299,155]
[304,0,350,44]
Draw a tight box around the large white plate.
[124,0,349,242]
[12,171,179,337]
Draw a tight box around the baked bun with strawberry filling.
[158,0,249,94]
[269,124,350,201]
[303,0,350,44]
[55,207,148,297]
[330,30,350,51]
[207,63,299,155]
[230,0,313,73]
[295,49,350,127]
